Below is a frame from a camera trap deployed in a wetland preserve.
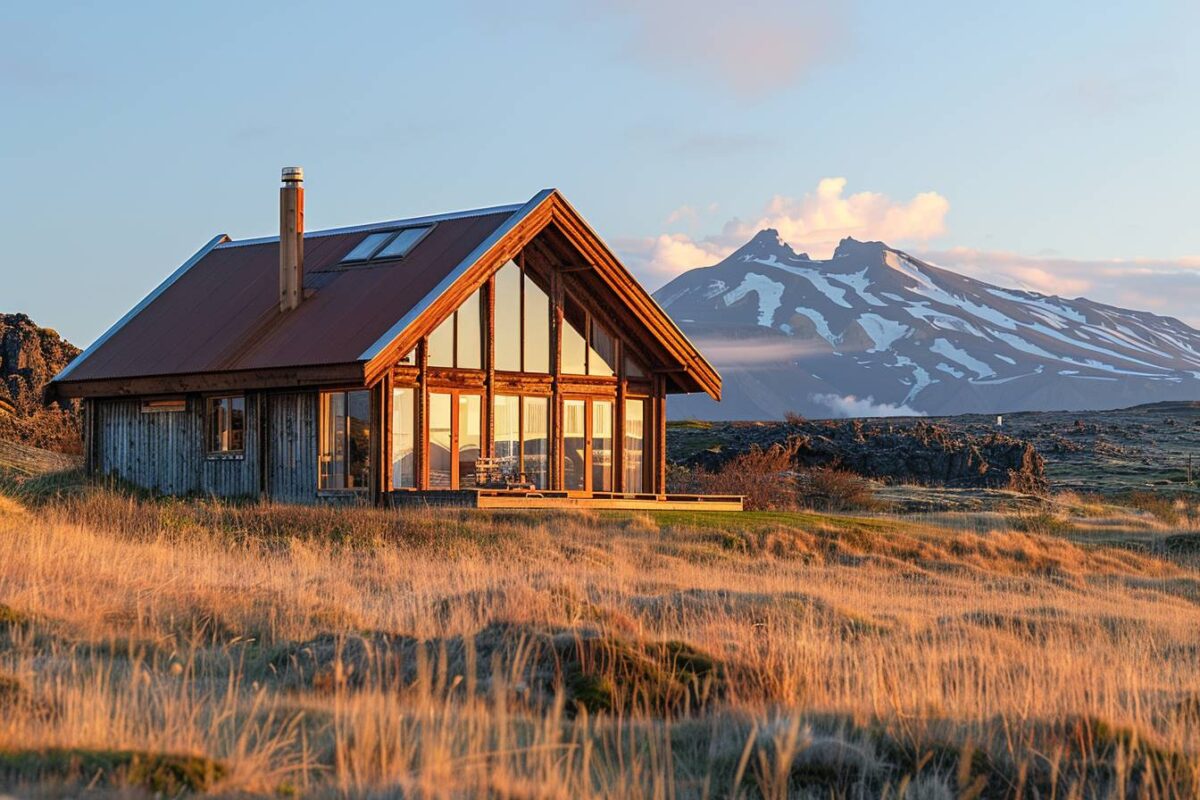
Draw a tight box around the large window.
[206,396,245,454]
[592,400,613,492]
[493,394,549,489]
[428,288,483,369]
[320,390,371,490]
[624,399,647,493]
[493,259,551,374]
[563,296,616,376]
[392,387,416,489]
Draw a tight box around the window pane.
[493,394,520,479]
[456,288,482,370]
[523,273,550,373]
[392,387,415,489]
[592,400,613,492]
[229,396,246,452]
[588,321,615,377]
[429,393,453,488]
[563,399,586,490]
[347,390,371,490]
[375,225,430,259]
[458,395,481,488]
[523,396,549,490]
[562,299,588,375]
[624,354,647,378]
[428,314,455,367]
[624,399,645,493]
[494,260,521,371]
[398,348,416,365]
[342,231,392,262]
[320,392,347,489]
[207,398,221,452]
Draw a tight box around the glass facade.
[320,390,370,490]
[387,253,659,495]
[392,387,415,488]
[591,400,613,491]
[428,392,453,488]
[624,399,646,493]
[494,261,521,371]
[523,397,549,489]
[563,399,587,490]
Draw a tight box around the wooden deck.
[390,489,743,511]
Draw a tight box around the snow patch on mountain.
[723,272,784,327]
[930,338,995,379]
[857,314,909,352]
[794,307,840,346]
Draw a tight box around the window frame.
[318,388,372,493]
[493,256,552,375]
[339,224,436,266]
[426,287,484,370]
[492,393,551,489]
[205,394,246,458]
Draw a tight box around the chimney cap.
[281,166,304,183]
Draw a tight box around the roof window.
[341,225,433,264]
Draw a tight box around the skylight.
[375,226,431,259]
[342,231,393,262]
[341,225,434,264]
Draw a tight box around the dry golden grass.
[0,484,1199,797]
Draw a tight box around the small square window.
[342,231,393,262]
[207,396,246,454]
[375,226,432,259]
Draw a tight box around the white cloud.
[811,393,925,419]
[744,178,949,257]
[620,178,950,286]
[597,0,847,97]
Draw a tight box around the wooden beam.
[54,363,365,399]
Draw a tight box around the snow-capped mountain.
[655,231,1200,419]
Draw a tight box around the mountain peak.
[737,228,810,262]
[832,236,889,259]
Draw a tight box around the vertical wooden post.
[615,376,627,494]
[485,275,496,459]
[418,339,429,490]
[550,269,564,491]
[653,375,667,495]
[382,371,394,498]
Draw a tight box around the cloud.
[620,178,950,286]
[689,337,831,366]
[811,393,925,419]
[616,233,731,286]
[746,178,949,257]
[916,247,1200,327]
[597,0,847,96]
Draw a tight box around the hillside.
[0,313,81,453]
[656,232,1200,419]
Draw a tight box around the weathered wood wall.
[265,391,319,503]
[93,395,262,497]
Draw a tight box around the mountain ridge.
[655,232,1200,419]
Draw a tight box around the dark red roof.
[61,210,513,383]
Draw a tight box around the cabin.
[49,170,738,510]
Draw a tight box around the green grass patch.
[0,748,226,793]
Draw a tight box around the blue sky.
[4,0,1200,343]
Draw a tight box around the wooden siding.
[93,395,261,497]
[265,391,319,503]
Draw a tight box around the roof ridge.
[216,201,526,249]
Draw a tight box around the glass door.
[428,390,482,489]
[562,397,614,493]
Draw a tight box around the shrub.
[674,442,803,511]
[799,468,876,512]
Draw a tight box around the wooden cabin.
[50,170,738,510]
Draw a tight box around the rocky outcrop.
[670,418,1047,493]
[0,314,78,414]
[0,314,81,453]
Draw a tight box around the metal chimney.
[279,167,305,312]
